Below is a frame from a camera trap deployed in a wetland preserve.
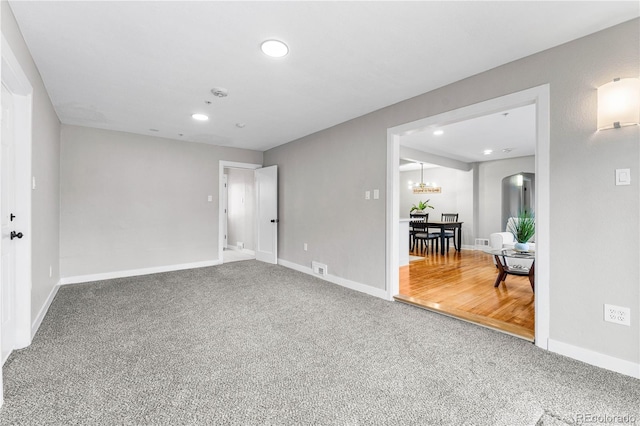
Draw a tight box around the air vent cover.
[211,87,228,98]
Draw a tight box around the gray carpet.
[1,261,638,425]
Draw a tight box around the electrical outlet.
[604,304,630,326]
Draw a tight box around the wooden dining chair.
[410,213,439,254]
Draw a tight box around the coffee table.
[488,249,535,292]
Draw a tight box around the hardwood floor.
[397,249,535,341]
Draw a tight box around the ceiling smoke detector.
[211,87,228,98]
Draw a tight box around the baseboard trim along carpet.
[548,338,640,379]
[277,258,388,300]
[59,259,222,285]
[31,283,60,339]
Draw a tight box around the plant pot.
[412,210,424,215]
[514,242,530,252]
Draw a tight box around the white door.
[255,165,278,264]
[1,84,19,364]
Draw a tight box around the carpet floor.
[1,260,638,425]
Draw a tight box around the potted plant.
[410,200,434,214]
[508,209,535,252]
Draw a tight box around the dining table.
[426,221,463,255]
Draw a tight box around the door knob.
[11,231,23,240]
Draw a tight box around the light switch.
[373,189,380,199]
[365,191,371,200]
[616,169,631,186]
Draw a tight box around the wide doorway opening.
[386,85,550,347]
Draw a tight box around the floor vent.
[312,261,328,276]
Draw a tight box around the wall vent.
[312,261,328,276]
[475,238,489,250]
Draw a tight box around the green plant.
[508,210,535,243]
[410,200,434,213]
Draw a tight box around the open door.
[1,84,18,365]
[255,165,278,264]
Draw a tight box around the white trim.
[386,84,551,348]
[31,282,59,338]
[533,85,551,349]
[385,133,400,301]
[548,339,640,379]
[278,258,388,300]
[226,246,256,256]
[2,34,34,350]
[59,260,221,285]
[218,160,262,264]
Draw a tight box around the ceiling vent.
[211,87,228,98]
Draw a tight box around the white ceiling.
[401,103,536,164]
[8,1,639,152]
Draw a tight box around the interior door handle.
[11,231,23,240]
[270,219,279,223]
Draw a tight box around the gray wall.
[225,167,255,251]
[265,19,640,363]
[2,2,61,323]
[477,156,535,239]
[60,125,262,277]
[400,167,474,246]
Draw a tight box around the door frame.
[222,173,228,250]
[218,161,261,263]
[1,35,33,351]
[385,84,550,349]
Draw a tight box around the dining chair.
[439,213,459,251]
[410,213,439,254]
[409,214,425,251]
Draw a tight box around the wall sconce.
[597,77,640,130]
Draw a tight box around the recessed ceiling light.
[261,39,289,58]
[483,149,493,155]
[191,113,209,121]
[433,130,444,136]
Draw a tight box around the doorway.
[218,161,262,263]
[386,85,550,349]
[222,166,257,263]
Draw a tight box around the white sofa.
[488,232,534,268]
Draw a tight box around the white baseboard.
[59,259,222,285]
[278,258,388,300]
[548,338,640,379]
[226,246,256,256]
[31,281,60,338]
